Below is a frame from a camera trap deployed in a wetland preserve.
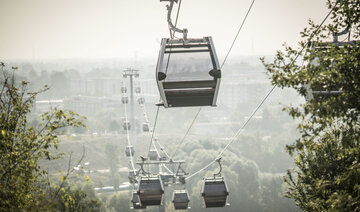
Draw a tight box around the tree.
[0,63,86,211]
[106,193,131,212]
[261,0,360,211]
[50,185,102,212]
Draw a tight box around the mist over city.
[1,0,359,211]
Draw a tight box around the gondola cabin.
[135,87,141,93]
[125,145,135,157]
[160,172,175,186]
[201,177,229,208]
[156,37,221,108]
[131,191,146,209]
[142,123,149,132]
[148,149,158,161]
[121,86,127,93]
[123,121,130,130]
[138,97,145,105]
[122,96,129,104]
[172,190,190,210]
[137,176,164,206]
[304,41,356,102]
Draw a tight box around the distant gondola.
[123,121,130,130]
[142,123,149,132]
[122,96,129,104]
[172,190,190,210]
[304,41,359,101]
[138,97,145,105]
[135,87,141,93]
[148,149,158,161]
[131,191,146,209]
[125,145,135,157]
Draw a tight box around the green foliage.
[0,63,87,211]
[46,182,102,212]
[106,193,131,212]
[261,0,360,211]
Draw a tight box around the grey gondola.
[201,177,229,208]
[160,172,175,186]
[156,37,221,108]
[142,123,149,132]
[135,87,141,93]
[131,191,146,209]
[172,190,190,210]
[122,96,129,104]
[304,41,355,101]
[137,176,164,206]
[128,170,137,183]
[148,149,158,161]
[123,121,130,130]
[121,86,127,93]
[125,145,135,157]
[138,97,145,105]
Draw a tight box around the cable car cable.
[136,89,172,168]
[165,0,182,75]
[221,0,256,68]
[139,95,174,173]
[170,0,257,159]
[148,106,160,153]
[140,94,172,159]
[172,0,182,39]
[171,107,201,157]
[123,93,136,172]
[148,0,183,153]
[185,2,339,180]
[186,84,275,180]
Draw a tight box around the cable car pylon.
[123,68,139,149]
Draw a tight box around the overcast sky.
[0,0,329,61]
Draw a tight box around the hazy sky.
[0,0,329,61]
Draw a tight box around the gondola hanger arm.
[137,156,151,176]
[213,157,223,178]
[333,24,351,42]
[160,0,188,41]
[332,0,351,42]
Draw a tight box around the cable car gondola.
[137,176,164,206]
[148,149,158,161]
[201,177,229,208]
[135,87,141,93]
[125,145,135,157]
[156,37,221,108]
[121,86,127,93]
[156,0,221,108]
[138,97,145,105]
[142,123,149,132]
[160,172,175,186]
[304,41,355,102]
[122,96,129,104]
[131,191,147,209]
[123,121,130,130]
[172,190,190,210]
